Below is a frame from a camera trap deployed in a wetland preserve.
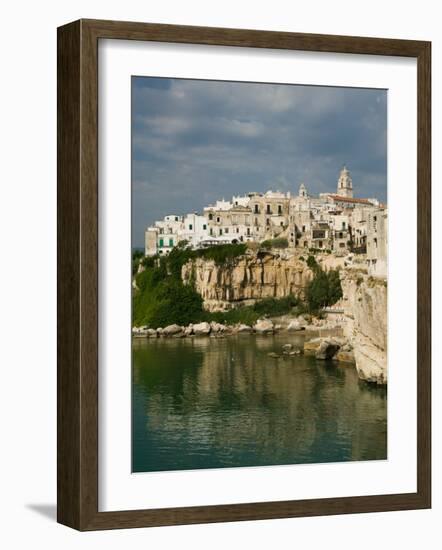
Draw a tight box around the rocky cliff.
[182,250,312,312]
[181,249,388,385]
[340,270,387,384]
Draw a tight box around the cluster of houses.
[145,166,388,277]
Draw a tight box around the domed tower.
[298,182,308,198]
[336,165,353,198]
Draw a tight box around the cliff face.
[182,251,312,312]
[340,270,387,384]
[182,250,388,385]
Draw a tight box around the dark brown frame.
[57,18,431,531]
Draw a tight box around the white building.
[144,166,387,263]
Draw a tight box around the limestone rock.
[254,319,274,334]
[193,321,211,335]
[287,320,302,331]
[181,250,313,312]
[340,270,387,384]
[210,321,226,333]
[335,350,355,363]
[162,324,183,336]
[303,338,322,354]
[184,325,194,336]
[236,324,253,333]
[315,340,340,360]
[146,328,158,338]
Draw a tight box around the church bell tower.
[336,165,353,198]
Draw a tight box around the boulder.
[335,350,355,363]
[210,321,226,333]
[237,324,253,333]
[315,340,340,360]
[156,327,164,335]
[254,319,274,334]
[184,325,194,336]
[146,328,158,338]
[303,338,322,354]
[341,342,353,352]
[193,321,211,335]
[162,324,183,336]
[267,352,280,359]
[287,320,303,331]
[282,343,293,351]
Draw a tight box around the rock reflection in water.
[132,335,387,472]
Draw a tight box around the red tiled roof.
[327,194,374,205]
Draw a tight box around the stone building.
[144,166,387,265]
[336,165,353,198]
[366,207,388,277]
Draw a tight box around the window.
[236,227,239,233]
[304,241,308,248]
[169,238,173,247]
[219,228,223,235]
[175,216,178,221]
[318,241,323,248]
[209,228,213,236]
[225,228,229,234]
[189,224,193,230]
[374,237,378,247]
[339,232,343,238]
[278,205,282,214]
[266,204,271,214]
[280,221,284,226]
[159,238,164,247]
[217,217,220,223]
[208,213,213,221]
[339,242,345,248]
[247,228,250,235]
[254,204,259,214]
[266,218,270,226]
[302,225,305,233]
[203,224,207,230]
[342,221,346,229]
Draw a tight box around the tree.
[305,268,342,312]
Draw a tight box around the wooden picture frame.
[57,18,431,530]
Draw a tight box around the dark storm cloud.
[132,77,387,248]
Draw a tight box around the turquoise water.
[132,334,387,473]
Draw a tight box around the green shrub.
[261,237,289,249]
[306,255,318,271]
[252,295,299,316]
[132,243,248,327]
[132,249,144,275]
[305,268,342,312]
[206,295,299,326]
[198,243,247,264]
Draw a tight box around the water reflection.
[132,335,387,472]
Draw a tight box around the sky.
[132,77,387,248]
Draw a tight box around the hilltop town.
[145,166,387,277]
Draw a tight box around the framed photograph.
[57,19,431,530]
